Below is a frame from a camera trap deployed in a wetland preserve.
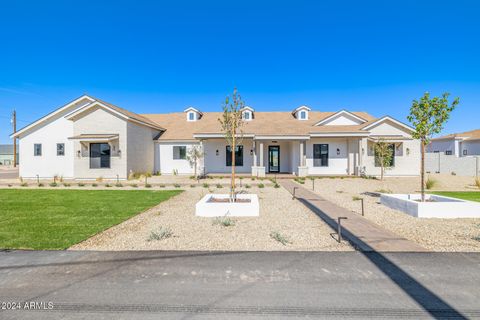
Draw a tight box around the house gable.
[315,110,367,126]
[363,117,414,138]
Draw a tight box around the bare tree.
[373,139,394,181]
[218,88,245,201]
[186,145,204,180]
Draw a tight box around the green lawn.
[0,189,182,250]
[431,191,480,202]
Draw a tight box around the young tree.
[407,92,459,201]
[186,145,204,180]
[218,88,245,201]
[374,139,394,181]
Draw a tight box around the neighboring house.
[11,95,420,179]
[428,129,480,157]
[0,144,18,165]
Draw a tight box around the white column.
[252,140,257,166]
[259,142,264,166]
[299,141,304,166]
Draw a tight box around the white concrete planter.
[195,194,260,217]
[380,193,480,218]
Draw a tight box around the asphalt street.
[0,250,479,319]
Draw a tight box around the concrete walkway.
[279,180,428,252]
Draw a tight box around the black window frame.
[313,144,329,167]
[463,149,468,156]
[226,145,243,167]
[374,144,395,167]
[445,150,453,155]
[89,143,111,169]
[173,146,187,160]
[34,144,42,156]
[56,143,65,156]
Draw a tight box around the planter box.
[380,194,480,218]
[195,194,259,217]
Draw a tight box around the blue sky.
[1,0,479,144]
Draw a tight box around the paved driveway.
[0,251,479,319]
[0,167,18,180]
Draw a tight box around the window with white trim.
[299,110,307,120]
[173,146,186,160]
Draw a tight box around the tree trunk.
[231,133,236,202]
[381,165,384,181]
[421,139,425,202]
[194,158,197,180]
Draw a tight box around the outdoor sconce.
[77,150,81,158]
[336,148,340,155]
[250,149,253,156]
[216,149,219,156]
[118,149,122,157]
[406,148,410,156]
[362,148,365,155]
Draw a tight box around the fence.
[425,153,480,177]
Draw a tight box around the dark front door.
[268,146,280,173]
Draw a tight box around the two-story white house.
[11,95,420,179]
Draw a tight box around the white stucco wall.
[18,115,74,179]
[16,98,93,178]
[362,121,420,176]
[203,139,254,174]
[156,142,200,175]
[72,107,127,179]
[461,140,480,156]
[306,138,349,175]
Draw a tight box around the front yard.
[432,191,480,202]
[0,189,182,250]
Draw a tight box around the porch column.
[298,140,308,177]
[251,140,258,176]
[257,142,265,177]
[357,138,363,175]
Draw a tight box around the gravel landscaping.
[70,185,353,251]
[300,174,480,252]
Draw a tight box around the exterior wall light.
[77,150,81,158]
[216,149,219,156]
[250,149,253,156]
[336,148,340,155]
[406,148,410,156]
[118,149,121,157]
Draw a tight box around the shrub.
[147,227,173,241]
[174,183,181,188]
[91,183,98,187]
[37,183,44,187]
[245,184,251,189]
[294,178,305,184]
[475,177,480,189]
[159,184,166,188]
[49,182,57,187]
[270,231,290,245]
[190,184,196,188]
[115,183,123,187]
[21,182,28,187]
[216,183,223,188]
[189,176,195,180]
[78,183,85,187]
[8,184,12,187]
[274,183,280,188]
[213,216,236,227]
[251,177,256,181]
[203,183,209,188]
[105,183,112,187]
[258,183,265,188]
[425,177,436,190]
[336,190,344,193]
[130,184,138,188]
[63,183,71,187]
[96,176,103,183]
[145,183,152,188]
[352,196,363,201]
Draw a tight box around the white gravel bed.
[70,186,353,251]
[299,176,480,252]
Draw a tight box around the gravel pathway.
[300,175,480,252]
[70,185,353,251]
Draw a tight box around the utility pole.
[12,110,17,167]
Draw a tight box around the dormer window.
[240,106,254,121]
[184,107,203,122]
[292,105,311,120]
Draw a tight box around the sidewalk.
[279,180,429,252]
